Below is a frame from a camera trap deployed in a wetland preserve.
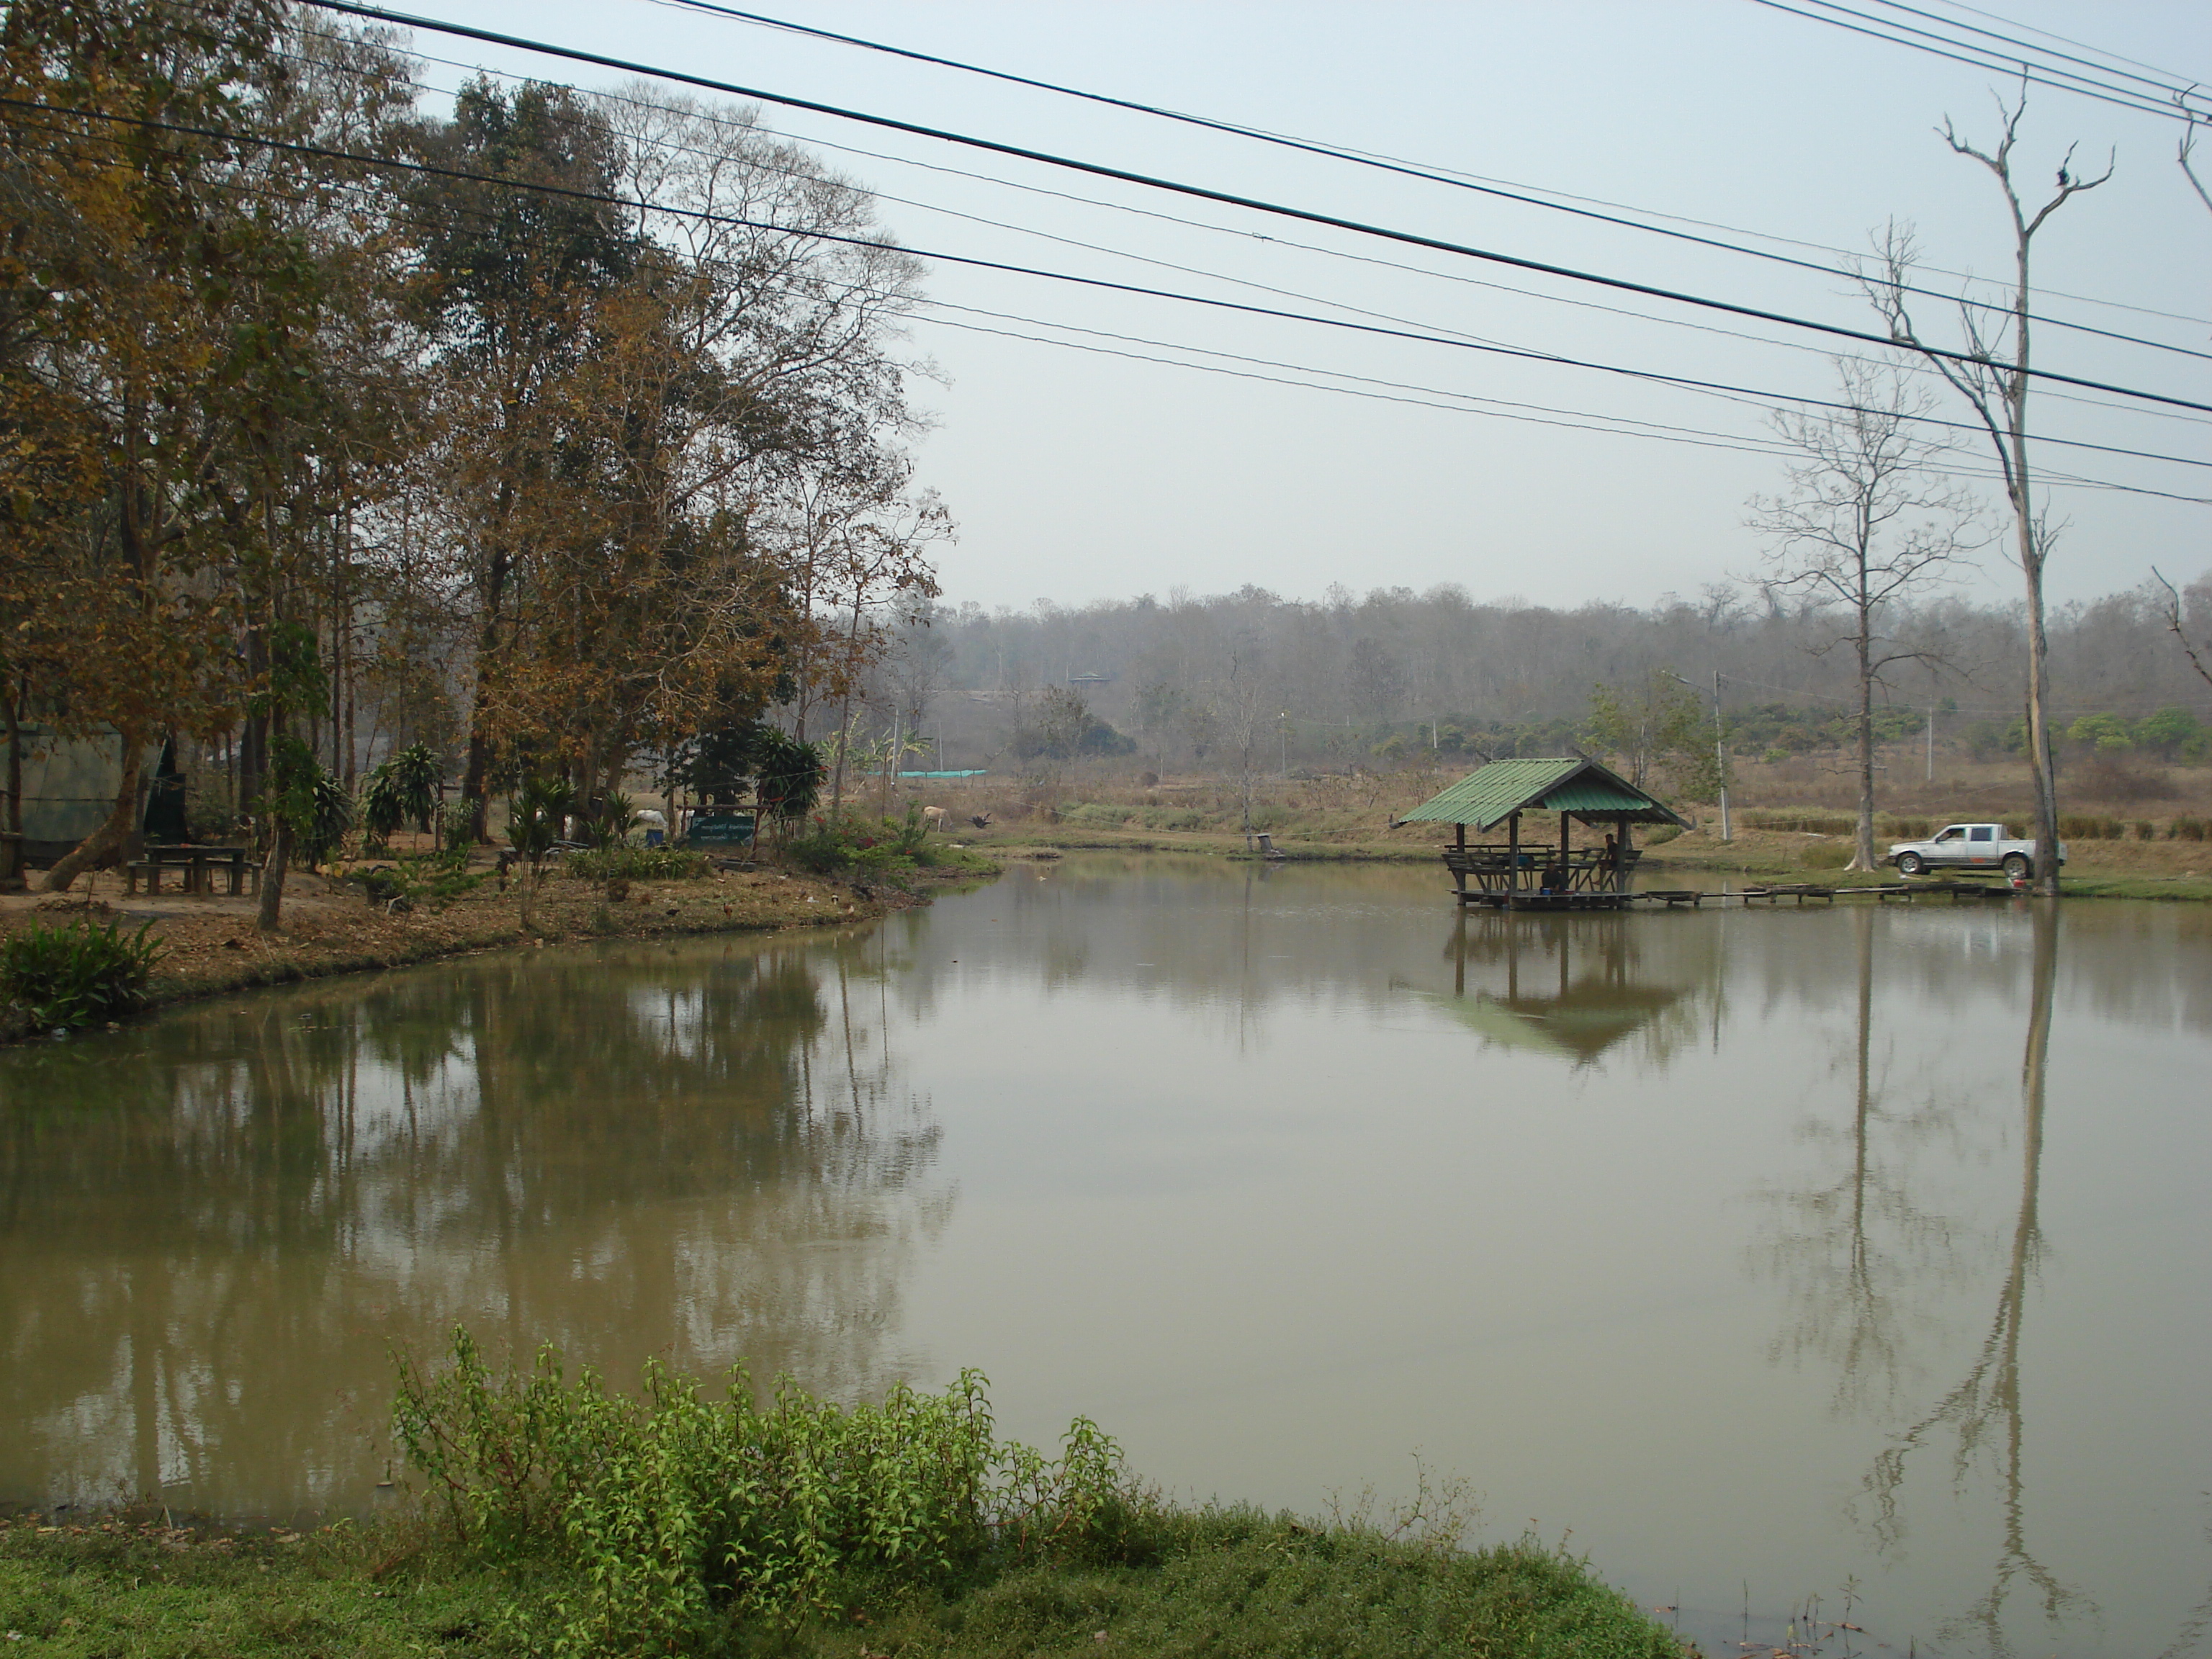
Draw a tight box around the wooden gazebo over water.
[1397,757,1689,910]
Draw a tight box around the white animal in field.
[921,806,947,830]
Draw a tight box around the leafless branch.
[2151,567,2212,691]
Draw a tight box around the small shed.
[1397,756,1688,909]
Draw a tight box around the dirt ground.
[0,853,954,1043]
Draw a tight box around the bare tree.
[1748,359,1979,870]
[2179,90,2212,217]
[2149,567,2212,692]
[1862,84,2110,895]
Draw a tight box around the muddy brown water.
[3,855,2208,1656]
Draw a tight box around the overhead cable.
[248,25,2212,436]
[644,0,2211,361]
[12,92,2207,496]
[1748,0,2208,122]
[289,0,2212,416]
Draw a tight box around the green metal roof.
[1396,756,1689,831]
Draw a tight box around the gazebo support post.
[1452,820,1467,901]
[1558,810,1571,893]
[1507,811,1521,906]
[1615,811,1629,892]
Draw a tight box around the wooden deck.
[1457,878,2036,912]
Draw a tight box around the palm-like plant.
[505,775,575,927]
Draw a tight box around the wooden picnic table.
[128,843,256,896]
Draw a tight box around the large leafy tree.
[409,76,639,835]
[0,0,297,890]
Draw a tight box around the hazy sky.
[410,0,2210,613]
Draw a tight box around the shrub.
[1063,804,1136,828]
[393,1330,1147,1653]
[786,814,918,878]
[563,846,708,882]
[1742,810,1854,835]
[351,847,482,909]
[2059,814,2123,840]
[2173,815,2209,842]
[1,916,166,1029]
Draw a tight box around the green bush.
[394,1330,1145,1653]
[351,847,482,909]
[2172,815,2209,842]
[786,811,933,878]
[1,915,166,1029]
[563,846,709,882]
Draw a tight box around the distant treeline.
[869,577,2212,775]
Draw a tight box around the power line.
[645,0,2212,363]
[1919,0,2208,95]
[292,0,2212,417]
[13,94,2206,500]
[909,305,2197,500]
[256,24,2212,449]
[1863,0,2210,111]
[1748,0,2206,122]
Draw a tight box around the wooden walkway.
[1625,879,2023,909]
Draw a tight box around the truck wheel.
[1897,852,1925,876]
[2002,853,2030,879]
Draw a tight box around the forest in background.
[858,572,2212,796]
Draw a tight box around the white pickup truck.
[1887,822,2065,879]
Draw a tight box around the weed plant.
[562,846,709,882]
[1,915,166,1029]
[394,1330,1145,1654]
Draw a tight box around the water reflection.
[1439,912,1699,1065]
[1754,904,2105,1655]
[1866,905,2091,1655]
[0,934,948,1515]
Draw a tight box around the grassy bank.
[0,841,997,1045]
[0,1512,1687,1659]
[899,770,2212,899]
[0,1337,1692,1659]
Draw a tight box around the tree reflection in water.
[0,932,949,1517]
[1869,904,2092,1655]
[1756,903,2098,1655]
[1754,904,1964,1420]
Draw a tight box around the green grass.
[1,1513,1686,1659]
[0,1518,523,1658]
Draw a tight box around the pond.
[3,856,2208,1656]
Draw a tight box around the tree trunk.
[2021,544,2062,895]
[2,678,23,893]
[42,732,146,891]
[256,817,292,931]
[1849,631,1877,871]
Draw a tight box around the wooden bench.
[127,845,257,896]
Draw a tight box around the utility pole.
[1278,711,1288,777]
[1713,669,1731,842]
[1926,707,1935,783]
[1669,671,1731,841]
